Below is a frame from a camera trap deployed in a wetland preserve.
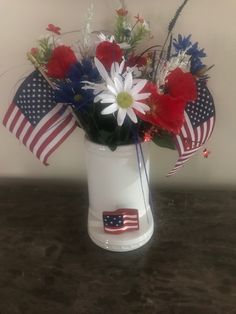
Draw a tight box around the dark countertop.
[0,180,236,314]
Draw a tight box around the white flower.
[97,32,115,43]
[156,51,191,89]
[89,58,150,126]
[97,32,131,50]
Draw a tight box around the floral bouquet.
[3,0,215,251]
[3,0,215,250]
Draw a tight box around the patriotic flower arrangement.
[3,0,215,173]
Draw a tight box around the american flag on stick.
[167,79,215,176]
[103,208,139,234]
[3,70,77,165]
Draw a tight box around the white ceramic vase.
[84,137,154,252]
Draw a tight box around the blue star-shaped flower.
[173,34,207,74]
[55,58,100,110]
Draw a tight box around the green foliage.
[114,16,127,43]
[73,103,135,151]
[114,14,150,51]
[152,131,176,150]
[32,37,54,66]
[128,25,149,49]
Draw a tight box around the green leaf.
[152,132,176,150]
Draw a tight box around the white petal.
[110,62,120,80]
[124,72,133,91]
[117,108,127,126]
[94,57,109,81]
[101,103,118,115]
[133,92,151,101]
[132,103,146,114]
[107,84,117,95]
[133,101,150,111]
[94,92,113,103]
[118,58,125,74]
[98,93,114,98]
[100,97,116,103]
[94,94,102,102]
[127,108,138,123]
[110,63,115,79]
[114,76,123,93]
[131,79,147,95]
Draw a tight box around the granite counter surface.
[0,180,235,314]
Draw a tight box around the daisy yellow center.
[74,94,82,102]
[116,92,133,109]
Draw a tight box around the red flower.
[166,68,197,101]
[96,41,123,70]
[46,24,61,35]
[136,82,188,134]
[30,47,38,56]
[116,8,128,16]
[46,45,77,79]
[126,53,147,68]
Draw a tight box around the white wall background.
[0,0,235,188]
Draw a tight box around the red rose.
[166,68,197,102]
[136,82,187,134]
[46,45,77,79]
[96,41,123,70]
[126,53,147,68]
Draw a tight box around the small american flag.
[167,79,215,176]
[103,208,139,234]
[3,71,77,165]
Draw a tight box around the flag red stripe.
[16,117,28,139]
[29,110,64,152]
[22,125,34,145]
[42,122,77,165]
[35,113,73,158]
[167,117,215,177]
[9,109,22,132]
[3,102,15,126]
[35,114,75,163]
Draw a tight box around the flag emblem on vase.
[3,70,77,165]
[167,79,215,176]
[103,208,139,234]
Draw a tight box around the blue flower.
[190,57,205,74]
[55,80,95,110]
[173,34,192,51]
[68,58,100,82]
[173,34,207,74]
[55,58,100,110]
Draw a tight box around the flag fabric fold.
[3,71,77,165]
[167,79,215,176]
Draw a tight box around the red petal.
[167,68,197,101]
[96,41,123,70]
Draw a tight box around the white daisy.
[86,58,150,126]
